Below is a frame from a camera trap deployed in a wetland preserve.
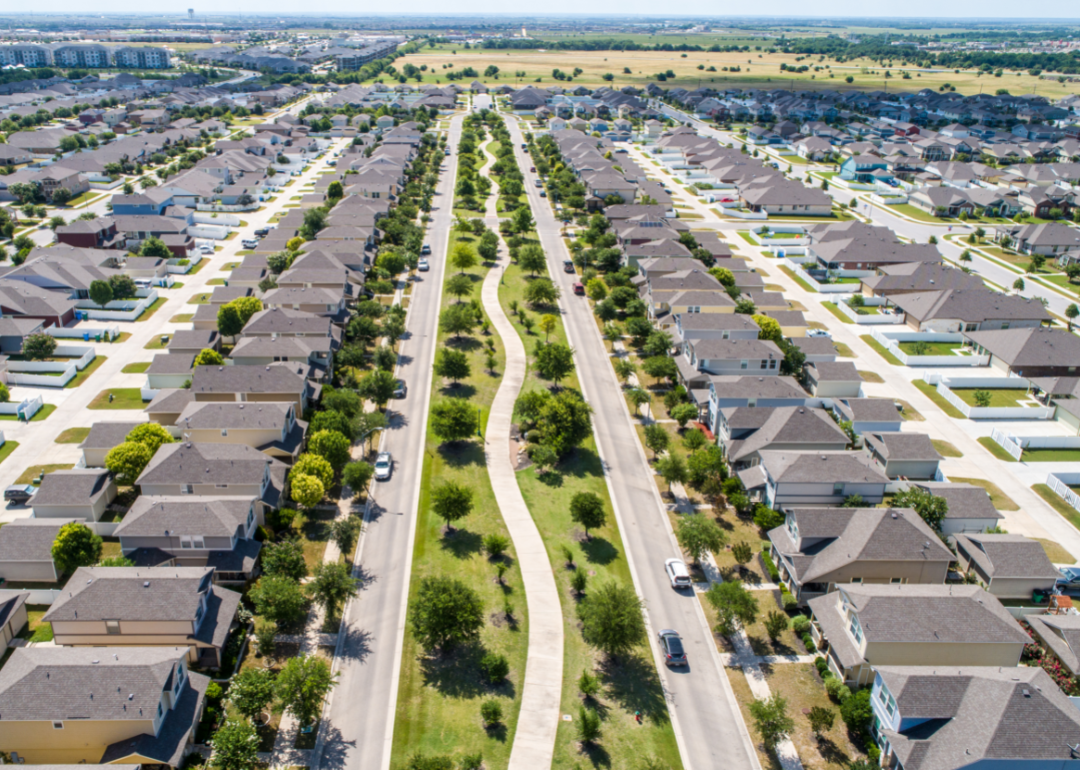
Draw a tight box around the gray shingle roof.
[144,388,195,416]
[30,469,112,507]
[965,327,1080,369]
[175,401,295,431]
[115,496,257,539]
[147,353,195,375]
[727,406,849,462]
[709,375,809,400]
[874,666,1080,770]
[0,519,77,565]
[759,451,889,485]
[915,482,1003,522]
[955,533,1061,580]
[1027,614,1080,674]
[806,361,861,382]
[834,398,902,424]
[44,566,216,622]
[189,363,306,396]
[80,421,145,450]
[136,443,280,487]
[865,432,943,462]
[889,288,1050,324]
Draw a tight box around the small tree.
[481,699,503,727]
[225,668,277,722]
[51,522,103,575]
[250,574,308,627]
[749,694,794,751]
[706,580,759,637]
[764,610,789,642]
[217,304,244,339]
[577,581,646,661]
[309,560,359,618]
[628,388,651,415]
[655,453,688,493]
[330,515,363,556]
[291,453,334,491]
[539,314,557,342]
[105,441,153,485]
[261,538,308,580]
[409,575,485,653]
[892,486,949,532]
[570,491,606,539]
[342,461,375,498]
[683,429,708,453]
[194,348,224,366]
[676,514,725,565]
[430,399,480,444]
[808,705,836,740]
[290,474,325,510]
[434,348,471,386]
[480,652,510,684]
[1067,303,1080,331]
[431,481,474,532]
[275,654,338,728]
[973,389,992,408]
[534,341,575,385]
[578,705,602,745]
[670,403,698,430]
[451,242,478,273]
[209,718,260,770]
[731,541,753,573]
[125,422,174,455]
[308,429,352,474]
[22,332,58,361]
[88,279,114,309]
[613,358,636,385]
[643,423,670,459]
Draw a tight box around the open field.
[395,46,1080,97]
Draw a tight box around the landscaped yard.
[55,427,91,444]
[1022,448,1080,463]
[88,388,145,410]
[0,441,19,466]
[133,297,167,322]
[1032,483,1080,533]
[951,388,1031,408]
[897,341,963,356]
[822,303,854,324]
[170,314,195,323]
[857,370,884,384]
[832,342,855,358]
[65,356,107,389]
[777,265,815,293]
[16,463,75,485]
[0,404,56,422]
[122,362,151,374]
[913,380,965,420]
[977,436,1017,462]
[931,439,963,458]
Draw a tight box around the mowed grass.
[16,464,75,485]
[1032,483,1080,534]
[931,439,963,458]
[65,356,107,388]
[0,403,56,422]
[391,228,526,768]
[499,240,682,767]
[952,388,1031,408]
[952,477,1019,511]
[55,427,91,444]
[860,334,902,365]
[913,380,965,420]
[978,436,1018,462]
[88,388,145,410]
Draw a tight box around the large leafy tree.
[430,399,479,444]
[409,576,484,653]
[290,453,334,490]
[88,279,114,309]
[139,236,171,258]
[518,244,546,275]
[225,668,276,722]
[434,348,471,385]
[706,580,759,637]
[126,423,175,455]
[275,654,338,728]
[308,561,359,618]
[524,277,559,307]
[105,441,153,485]
[357,369,398,406]
[216,304,244,339]
[308,429,352,474]
[891,487,948,532]
[570,492,606,539]
[290,474,325,510]
[676,514,726,565]
[209,718,260,770]
[194,348,224,366]
[534,341,575,385]
[536,388,592,457]
[250,574,308,627]
[23,332,58,361]
[431,481,474,532]
[51,522,103,574]
[439,303,478,339]
[261,538,308,581]
[577,581,646,661]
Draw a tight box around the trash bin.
[95,334,101,342]
[83,332,90,342]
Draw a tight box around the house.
[0,646,209,766]
[913,482,1004,536]
[0,519,78,583]
[964,327,1080,378]
[739,181,833,216]
[0,589,29,646]
[863,432,943,480]
[804,361,863,398]
[706,375,813,434]
[741,451,890,509]
[30,469,118,523]
[791,336,838,364]
[113,496,263,584]
[165,330,220,357]
[831,398,902,436]
[230,336,332,374]
[681,338,783,383]
[808,584,1027,686]
[1025,614,1080,676]
[42,567,242,669]
[887,288,1049,333]
[144,389,196,426]
[869,666,1080,770]
[953,533,1061,599]
[136,443,286,511]
[189,362,316,413]
[997,222,1080,257]
[79,421,146,468]
[767,507,953,603]
[672,312,760,344]
[861,262,986,298]
[175,401,307,463]
[145,354,195,390]
[718,406,849,470]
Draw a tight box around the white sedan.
[374,451,393,481]
[665,558,692,589]
[418,258,430,271]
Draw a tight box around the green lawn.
[777,264,815,293]
[912,380,965,420]
[188,292,213,305]
[186,258,210,275]
[897,341,963,356]
[0,440,19,466]
[55,427,91,444]
[19,607,53,643]
[833,341,856,358]
[144,337,168,350]
[978,436,1018,462]
[860,334,902,365]
[951,388,1030,408]
[88,388,145,410]
[122,362,151,374]
[858,369,885,384]
[65,356,107,389]
[1032,483,1080,533]
[1021,448,1080,463]
[822,302,854,324]
[0,404,56,422]
[735,231,757,245]
[932,439,963,458]
[170,314,195,323]
[951,477,1018,510]
[133,297,167,322]
[16,463,75,485]
[884,202,948,223]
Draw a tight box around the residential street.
[505,116,762,770]
[315,113,463,770]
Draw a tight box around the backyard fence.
[0,395,43,420]
[1048,473,1080,516]
[990,428,1024,460]
[870,329,990,367]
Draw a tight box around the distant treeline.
[480,39,754,53]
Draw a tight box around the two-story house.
[740,451,890,509]
[717,406,850,470]
[30,469,118,524]
[0,646,209,766]
[767,507,953,604]
[189,362,317,413]
[953,533,1061,600]
[679,338,783,389]
[114,495,264,584]
[135,442,287,512]
[175,401,307,463]
[808,584,1027,686]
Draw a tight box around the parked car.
[573,282,585,296]
[421,244,432,256]
[393,379,407,399]
[418,258,430,271]
[657,629,687,666]
[563,259,576,274]
[665,558,692,589]
[241,239,258,249]
[534,179,543,188]
[1057,567,1080,595]
[374,452,393,481]
[529,166,536,172]
[254,228,269,238]
[200,244,215,254]
[806,329,832,338]
[4,485,36,504]
[540,190,547,198]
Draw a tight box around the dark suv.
[658,629,687,666]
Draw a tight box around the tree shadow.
[335,626,373,664]
[579,741,612,769]
[438,441,486,468]
[418,642,517,701]
[315,722,354,770]
[440,383,477,399]
[817,736,852,766]
[537,470,564,488]
[446,336,482,353]
[439,527,483,560]
[598,651,671,727]
[580,536,618,566]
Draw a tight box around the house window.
[833,482,845,495]
[740,360,749,369]
[760,360,768,369]
[848,613,864,644]
[216,484,228,489]
[106,620,121,635]
[220,428,228,437]
[877,685,897,719]
[850,577,863,584]
[53,722,64,729]
[769,359,777,369]
[890,578,904,584]
[180,536,205,549]
[687,306,700,314]
[181,484,193,495]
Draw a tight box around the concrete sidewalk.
[480,223,564,769]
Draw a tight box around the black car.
[421,244,432,256]
[4,485,36,504]
[658,629,687,666]
[563,260,576,274]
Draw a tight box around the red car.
[573,282,585,295]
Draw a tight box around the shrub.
[578,669,601,699]
[482,533,510,559]
[480,652,510,684]
[480,698,503,726]
[459,753,483,770]
[825,676,848,703]
[791,615,811,636]
[760,550,781,582]
[205,682,223,702]
[840,689,873,738]
[782,593,799,612]
[570,568,588,595]
[802,633,816,652]
[814,657,829,677]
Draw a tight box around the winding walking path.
[478,137,563,769]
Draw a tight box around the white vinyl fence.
[870,330,990,367]
[990,428,1024,460]
[780,259,852,294]
[0,395,44,420]
[834,296,905,324]
[76,290,159,322]
[48,325,120,342]
[932,376,1054,420]
[1048,473,1080,517]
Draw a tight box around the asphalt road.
[505,117,761,770]
[316,114,463,770]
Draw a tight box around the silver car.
[374,451,392,481]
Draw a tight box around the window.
[180,536,205,549]
[890,578,904,584]
[687,306,700,314]
[786,515,799,542]
[848,613,864,644]
[850,577,863,584]
[105,619,120,635]
[181,484,193,495]
[216,484,228,489]
[833,482,845,495]
[740,360,749,370]
[760,359,768,369]
[877,685,897,718]
[769,359,777,369]
[247,509,254,529]
[53,722,64,729]
[220,428,228,437]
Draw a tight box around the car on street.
[421,244,432,256]
[806,329,832,338]
[418,258,429,271]
[665,558,693,589]
[534,179,543,188]
[4,485,36,504]
[657,629,687,666]
[241,239,258,249]
[563,259,576,273]
[1058,567,1080,595]
[530,166,536,172]
[374,452,393,481]
[573,282,585,295]
[393,379,407,399]
[539,190,547,197]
